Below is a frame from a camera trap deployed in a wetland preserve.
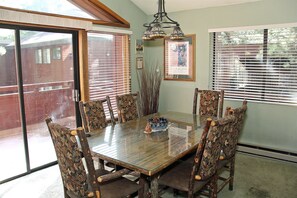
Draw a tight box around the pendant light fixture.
[142,0,185,40]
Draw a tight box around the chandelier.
[142,0,185,40]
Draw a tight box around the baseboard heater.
[237,143,297,163]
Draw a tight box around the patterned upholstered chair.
[217,100,247,193]
[158,115,236,198]
[79,97,117,170]
[193,88,224,118]
[116,92,140,123]
[79,96,115,133]
[45,118,140,198]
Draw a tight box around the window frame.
[35,48,42,64]
[0,0,130,28]
[211,27,297,106]
[42,48,51,64]
[87,32,131,119]
[52,47,62,60]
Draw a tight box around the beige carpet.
[1,153,297,198]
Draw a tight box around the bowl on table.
[144,116,169,133]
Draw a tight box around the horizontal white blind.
[88,33,131,117]
[212,27,297,105]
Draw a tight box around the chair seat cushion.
[95,169,111,175]
[217,158,230,170]
[93,169,140,198]
[67,169,110,197]
[184,154,195,163]
[100,177,140,198]
[67,169,140,198]
[96,169,140,198]
[159,161,210,193]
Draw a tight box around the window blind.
[212,27,297,105]
[88,33,131,117]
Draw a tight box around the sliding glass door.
[0,28,27,181]
[0,26,79,182]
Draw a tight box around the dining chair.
[79,96,116,170]
[116,92,141,123]
[158,115,236,198]
[217,100,248,193]
[193,88,224,118]
[79,96,115,132]
[183,88,224,163]
[45,118,140,198]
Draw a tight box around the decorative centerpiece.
[144,116,168,133]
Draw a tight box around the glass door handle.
[72,89,79,102]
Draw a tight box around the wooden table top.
[87,111,207,176]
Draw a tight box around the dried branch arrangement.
[137,64,162,116]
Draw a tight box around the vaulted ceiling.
[130,0,262,15]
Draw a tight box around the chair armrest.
[97,168,132,183]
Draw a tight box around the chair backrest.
[76,127,101,197]
[192,88,224,118]
[45,118,91,198]
[189,118,212,188]
[116,92,140,123]
[222,100,247,160]
[189,115,235,190]
[79,96,115,132]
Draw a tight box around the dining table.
[87,111,209,198]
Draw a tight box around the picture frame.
[164,34,196,81]
[135,39,144,55]
[136,57,144,69]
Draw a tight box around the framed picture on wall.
[164,34,196,81]
[136,39,144,55]
[136,57,144,69]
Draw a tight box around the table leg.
[139,174,149,198]
[150,174,159,198]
